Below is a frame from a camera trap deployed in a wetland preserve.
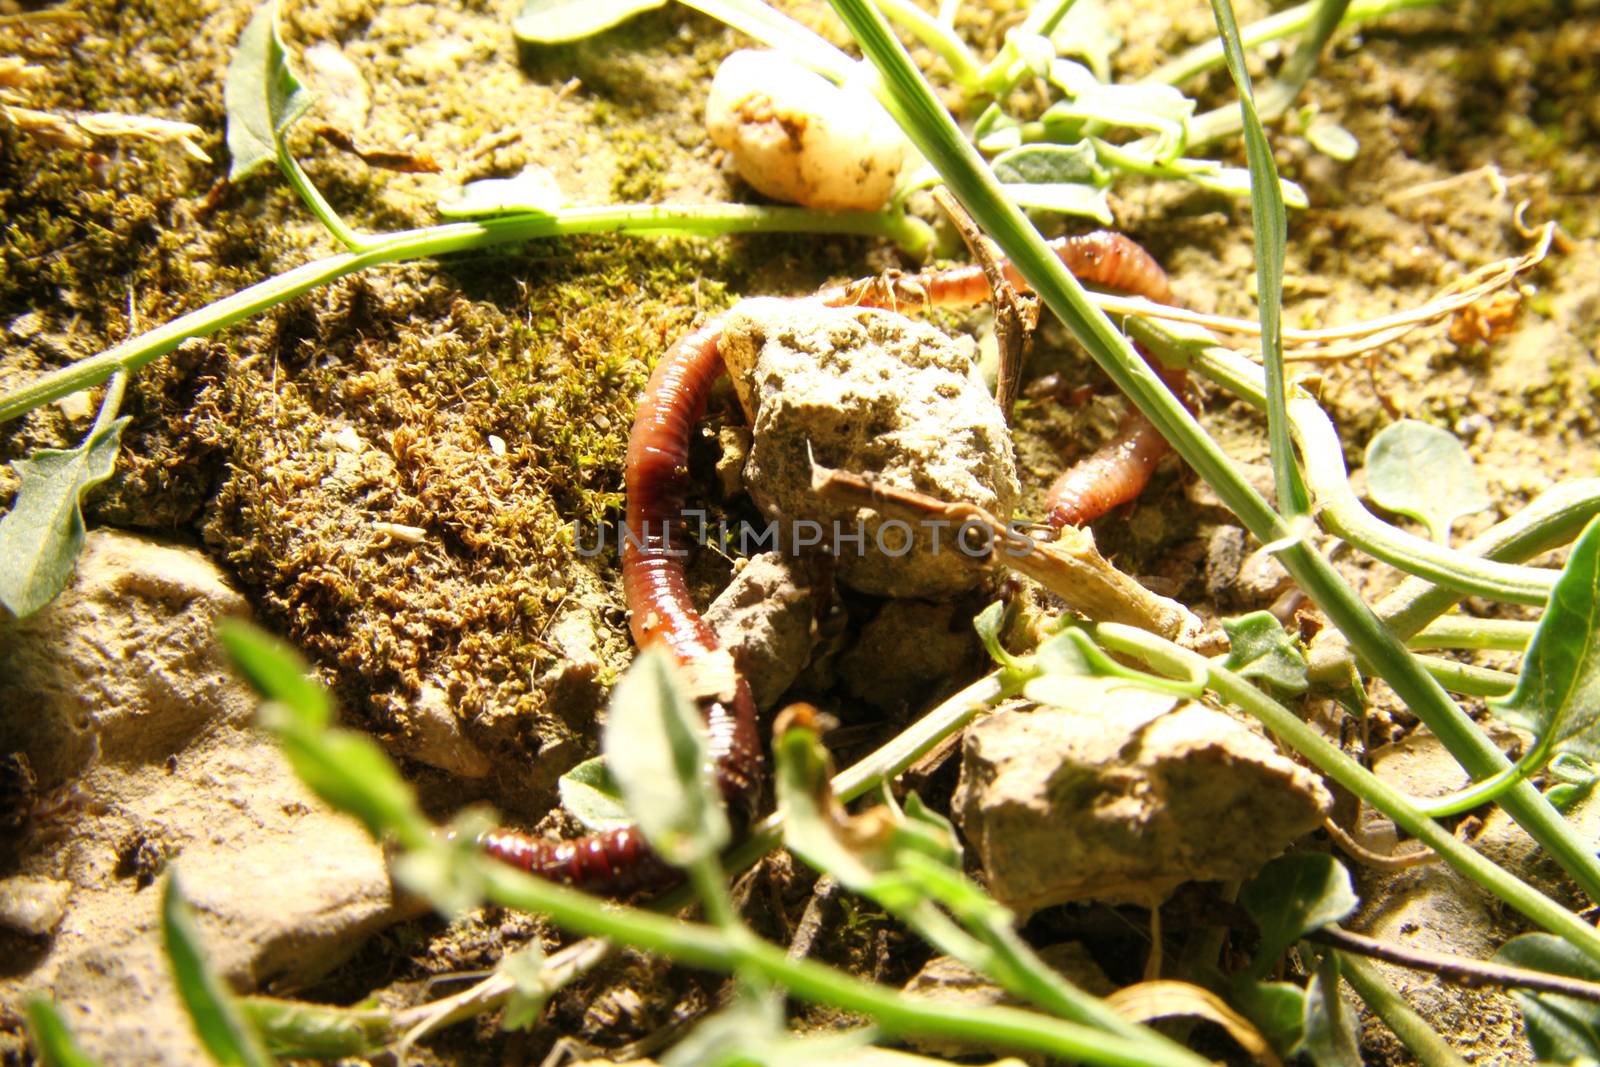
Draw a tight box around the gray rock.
[954,700,1331,913]
[1353,846,1531,1064]
[720,299,1019,598]
[703,552,818,710]
[1234,544,1295,605]
[396,680,495,778]
[0,877,72,937]
[0,530,400,1067]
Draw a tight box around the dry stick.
[1310,926,1600,1004]
[1087,220,1552,362]
[930,187,1039,422]
[807,455,1198,642]
[1320,816,1439,872]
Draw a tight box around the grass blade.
[25,1001,103,1067]
[162,873,278,1067]
[1207,0,1309,519]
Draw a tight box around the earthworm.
[481,232,1184,893]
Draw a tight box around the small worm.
[481,232,1185,893]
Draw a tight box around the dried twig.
[930,186,1038,422]
[3,104,211,161]
[1312,925,1600,1004]
[1090,221,1554,362]
[1321,816,1438,871]
[808,454,1198,642]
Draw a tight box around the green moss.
[609,132,669,202]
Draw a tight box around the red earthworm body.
[481,232,1183,893]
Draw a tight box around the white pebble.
[705,50,916,212]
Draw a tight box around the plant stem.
[1209,0,1308,522]
[1185,0,1353,148]
[1336,953,1470,1067]
[1410,617,1534,652]
[0,204,931,426]
[828,0,1600,902]
[1415,654,1516,698]
[91,371,128,438]
[1095,622,1600,964]
[1292,394,1554,604]
[479,863,1213,1067]
[874,0,981,89]
[1141,0,1446,90]
[1186,342,1561,605]
[279,146,367,252]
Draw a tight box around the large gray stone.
[720,299,1019,599]
[954,699,1331,913]
[0,530,400,1066]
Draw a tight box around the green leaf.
[219,620,433,849]
[436,165,566,219]
[1228,980,1305,1056]
[1030,626,1204,702]
[603,647,728,867]
[162,872,278,1067]
[1006,32,1055,79]
[972,103,1022,152]
[677,0,856,83]
[216,619,332,729]
[775,722,880,891]
[1048,0,1120,82]
[388,810,490,920]
[1184,165,1309,209]
[1239,854,1358,980]
[1023,673,1180,719]
[1546,754,1600,812]
[1495,933,1600,1064]
[25,1000,102,1067]
[1365,420,1491,544]
[1305,121,1358,162]
[558,756,631,831]
[1001,183,1113,224]
[1298,953,1360,1067]
[991,141,1107,186]
[1207,0,1307,520]
[224,0,315,180]
[236,998,392,1060]
[498,945,550,1031]
[1043,61,1193,162]
[1222,611,1309,696]
[0,413,128,619]
[1491,516,1600,762]
[972,600,1023,670]
[513,0,664,42]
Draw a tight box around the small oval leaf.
[558,756,631,831]
[603,647,728,866]
[436,165,566,219]
[991,141,1106,186]
[1306,121,1358,162]
[1495,933,1600,1064]
[513,0,666,44]
[1240,854,1358,980]
[1365,419,1490,543]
